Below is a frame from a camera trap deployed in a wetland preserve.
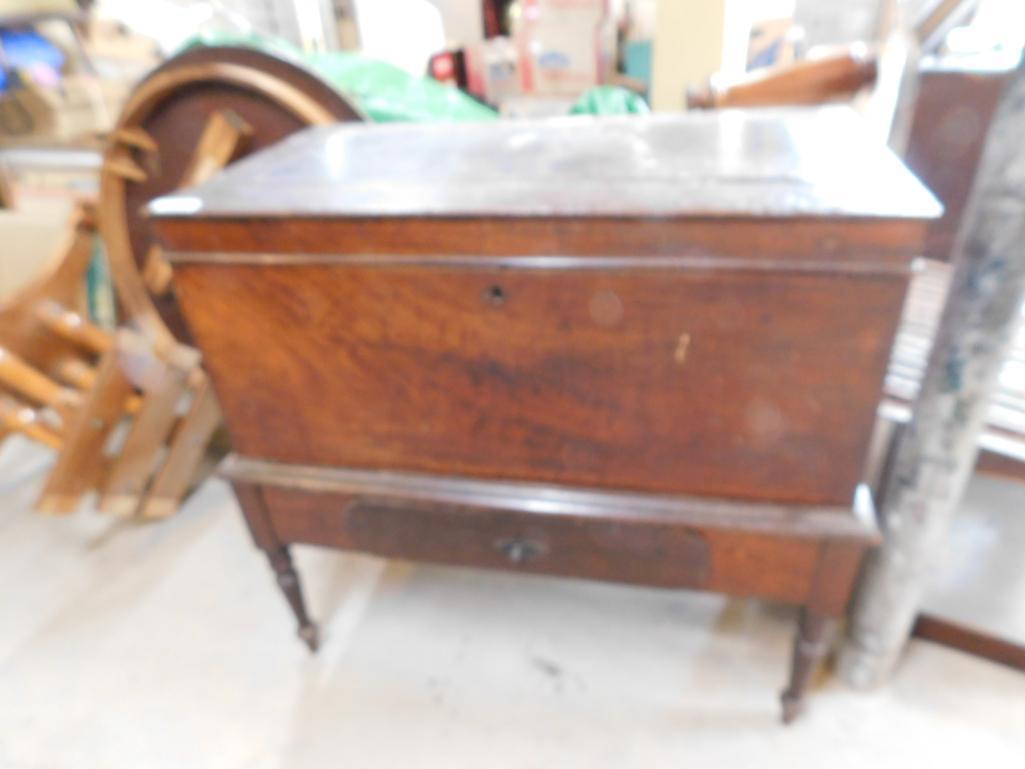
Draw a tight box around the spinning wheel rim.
[99,47,364,345]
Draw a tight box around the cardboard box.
[514,0,613,97]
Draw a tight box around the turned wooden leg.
[233,482,321,652]
[780,608,837,724]
[266,545,320,652]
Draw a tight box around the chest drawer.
[258,483,825,603]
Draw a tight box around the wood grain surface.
[175,261,906,504]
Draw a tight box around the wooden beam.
[179,109,252,188]
[100,350,192,517]
[141,373,221,518]
[99,331,201,516]
[913,614,1025,673]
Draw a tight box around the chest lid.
[150,107,940,223]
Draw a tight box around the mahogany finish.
[149,108,939,721]
[172,261,904,504]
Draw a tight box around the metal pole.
[841,51,1025,688]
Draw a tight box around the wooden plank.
[179,109,252,188]
[100,345,193,517]
[913,614,1025,672]
[141,244,173,296]
[113,126,157,153]
[36,349,134,514]
[140,374,220,518]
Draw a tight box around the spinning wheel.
[100,45,365,344]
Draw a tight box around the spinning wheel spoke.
[99,46,364,345]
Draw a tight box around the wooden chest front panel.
[259,485,823,603]
[174,260,906,505]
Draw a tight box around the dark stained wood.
[220,458,881,541]
[149,108,935,721]
[263,485,823,602]
[267,545,319,651]
[974,447,1025,482]
[176,262,906,505]
[807,540,870,615]
[230,481,281,551]
[232,481,318,649]
[913,614,1025,673]
[159,216,928,266]
[780,610,838,724]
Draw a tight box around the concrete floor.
[1,437,1024,769]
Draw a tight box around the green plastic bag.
[306,50,497,123]
[179,31,497,123]
[570,85,650,116]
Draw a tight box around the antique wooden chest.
[149,107,939,721]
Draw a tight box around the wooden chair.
[0,202,220,517]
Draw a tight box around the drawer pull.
[495,537,546,564]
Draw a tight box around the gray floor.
[1,437,1023,768]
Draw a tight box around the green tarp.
[181,32,649,121]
